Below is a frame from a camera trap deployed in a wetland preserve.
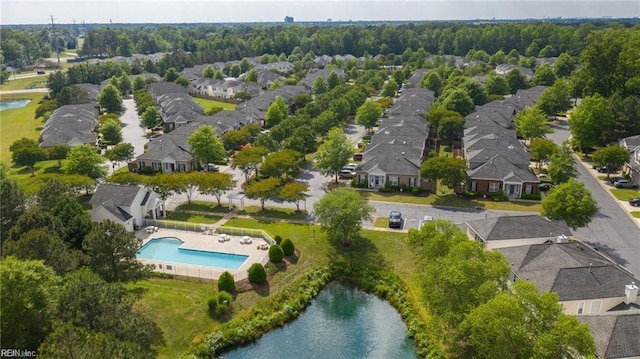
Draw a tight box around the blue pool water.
[0,99,31,112]
[137,237,248,270]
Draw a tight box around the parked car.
[597,165,617,173]
[614,179,637,188]
[353,153,363,161]
[343,163,358,171]
[388,211,403,229]
[538,183,554,191]
[629,198,640,207]
[338,170,355,179]
[537,173,549,180]
[608,176,627,185]
[419,215,434,229]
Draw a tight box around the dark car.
[608,176,626,185]
[629,198,640,207]
[614,179,637,188]
[538,183,554,191]
[388,211,402,229]
[597,165,616,173]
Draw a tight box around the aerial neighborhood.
[1,18,639,359]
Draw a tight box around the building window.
[577,301,584,314]
[166,265,172,271]
[470,181,477,191]
[525,184,533,194]
[409,177,415,187]
[590,300,601,313]
[488,182,500,193]
[389,176,399,186]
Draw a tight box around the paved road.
[549,120,640,276]
[120,98,147,157]
[0,88,50,95]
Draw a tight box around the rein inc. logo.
[0,349,37,358]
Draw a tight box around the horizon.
[2,0,639,25]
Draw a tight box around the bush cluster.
[208,291,233,317]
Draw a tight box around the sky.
[1,0,639,25]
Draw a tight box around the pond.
[0,99,31,112]
[222,282,417,359]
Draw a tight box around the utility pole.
[49,15,61,65]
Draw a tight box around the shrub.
[269,244,284,263]
[273,235,282,245]
[520,193,541,200]
[208,291,233,316]
[280,238,295,256]
[248,263,267,284]
[217,271,236,292]
[207,296,219,313]
[462,191,477,198]
[411,187,421,196]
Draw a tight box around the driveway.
[108,98,147,175]
[548,120,640,276]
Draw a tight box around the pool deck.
[136,228,270,281]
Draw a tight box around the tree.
[56,85,90,107]
[0,257,60,350]
[231,146,268,182]
[47,71,68,98]
[529,138,558,168]
[83,220,150,282]
[116,33,134,57]
[141,105,160,129]
[547,143,578,184]
[118,73,132,96]
[381,78,399,97]
[439,88,475,116]
[229,64,241,78]
[100,118,123,145]
[531,63,557,86]
[50,194,92,248]
[107,143,135,169]
[506,68,528,94]
[421,71,443,95]
[421,156,469,193]
[536,80,572,117]
[0,167,25,232]
[484,75,509,96]
[9,137,47,176]
[62,144,106,179]
[514,106,550,143]
[313,188,374,247]
[458,280,595,359]
[355,99,382,133]
[47,144,70,167]
[437,112,465,144]
[261,149,302,179]
[569,94,615,152]
[199,172,237,207]
[265,96,289,127]
[278,181,309,212]
[203,65,215,78]
[554,52,576,78]
[2,229,79,274]
[164,67,179,82]
[326,71,340,89]
[542,178,598,230]
[283,126,317,156]
[174,76,190,87]
[312,77,328,94]
[133,76,146,91]
[592,145,629,178]
[315,127,355,183]
[240,58,251,72]
[187,125,226,168]
[244,177,281,211]
[97,84,124,114]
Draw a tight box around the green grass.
[0,93,46,164]
[373,217,389,228]
[165,211,222,224]
[175,201,232,213]
[0,76,48,91]
[610,188,640,201]
[631,212,640,218]
[239,205,308,220]
[192,97,237,112]
[361,191,542,212]
[130,278,217,359]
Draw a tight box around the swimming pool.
[137,237,248,270]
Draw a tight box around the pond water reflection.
[222,282,416,359]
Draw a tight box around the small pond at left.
[0,99,31,112]
[222,281,417,359]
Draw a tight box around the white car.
[419,215,434,229]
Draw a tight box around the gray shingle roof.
[552,266,636,301]
[90,183,143,208]
[99,200,133,222]
[580,313,640,359]
[468,153,537,182]
[467,215,571,241]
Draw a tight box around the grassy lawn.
[373,217,389,228]
[133,218,422,357]
[631,212,640,219]
[192,97,237,112]
[361,191,542,212]
[239,205,308,220]
[0,93,46,165]
[175,201,232,213]
[165,211,222,224]
[131,278,217,359]
[7,160,64,194]
[610,188,640,201]
[0,77,48,91]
